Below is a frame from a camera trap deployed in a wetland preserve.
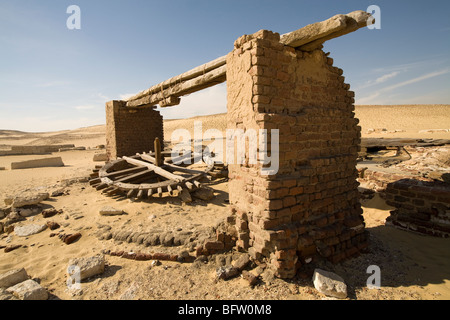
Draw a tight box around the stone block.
[6,279,48,300]
[68,254,105,281]
[313,268,347,299]
[0,268,29,288]
[11,157,64,170]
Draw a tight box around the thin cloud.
[381,69,450,92]
[359,71,400,90]
[374,71,400,84]
[356,69,450,104]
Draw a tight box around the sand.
[0,105,449,300]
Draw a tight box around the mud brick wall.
[226,30,368,278]
[385,179,450,237]
[105,100,163,160]
[357,167,430,192]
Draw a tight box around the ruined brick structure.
[105,11,374,279]
[226,30,368,278]
[106,100,163,160]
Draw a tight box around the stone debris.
[99,206,124,216]
[14,223,47,237]
[46,221,60,230]
[15,205,42,218]
[59,233,82,244]
[42,208,62,218]
[4,245,22,253]
[93,153,108,162]
[5,192,49,208]
[68,254,105,281]
[216,266,239,280]
[241,270,258,286]
[312,269,347,299]
[10,157,64,170]
[6,279,48,300]
[0,268,29,288]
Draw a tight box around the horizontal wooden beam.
[280,10,373,51]
[124,10,373,107]
[126,55,227,108]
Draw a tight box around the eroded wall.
[226,30,368,278]
[105,100,163,160]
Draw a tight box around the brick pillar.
[105,100,164,160]
[226,30,368,278]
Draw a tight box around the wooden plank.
[114,169,153,183]
[137,189,145,199]
[123,156,185,182]
[154,138,162,166]
[101,166,147,179]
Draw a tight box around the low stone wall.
[385,179,450,238]
[357,167,430,191]
[0,145,75,156]
[10,157,65,170]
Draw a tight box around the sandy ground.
[0,105,449,300]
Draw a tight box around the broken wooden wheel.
[89,138,217,200]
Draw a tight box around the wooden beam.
[126,55,226,104]
[114,169,153,183]
[126,64,226,108]
[280,10,373,50]
[122,156,185,182]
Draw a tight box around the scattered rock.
[14,224,47,237]
[7,193,49,208]
[192,187,215,201]
[68,254,105,281]
[50,190,65,197]
[0,206,10,219]
[4,245,22,253]
[0,268,29,288]
[99,206,124,216]
[93,153,108,162]
[6,279,48,300]
[16,205,42,218]
[42,208,62,218]
[46,221,60,230]
[216,266,239,280]
[233,253,250,271]
[312,268,347,299]
[179,188,192,203]
[59,233,82,244]
[241,270,258,286]
[0,288,17,300]
[151,260,161,267]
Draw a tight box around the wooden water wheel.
[89,138,219,200]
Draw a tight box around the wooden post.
[154,137,162,167]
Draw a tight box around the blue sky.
[1,0,449,132]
